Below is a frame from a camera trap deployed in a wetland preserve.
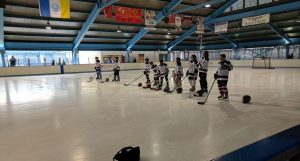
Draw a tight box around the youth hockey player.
[95,59,103,80]
[214,54,233,101]
[196,51,209,96]
[186,54,198,92]
[173,57,183,94]
[150,62,160,89]
[144,58,151,88]
[113,57,120,81]
[158,60,169,91]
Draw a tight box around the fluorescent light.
[296,19,300,23]
[117,26,122,33]
[167,30,171,35]
[46,20,51,30]
[205,4,211,8]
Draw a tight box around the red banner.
[168,14,175,24]
[104,5,113,18]
[115,6,142,24]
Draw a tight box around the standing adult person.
[9,56,17,67]
[196,51,209,97]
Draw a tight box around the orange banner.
[115,6,142,24]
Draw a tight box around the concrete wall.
[0,60,299,77]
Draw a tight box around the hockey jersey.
[198,57,208,74]
[216,60,233,81]
[173,64,183,77]
[187,61,198,77]
[152,64,160,77]
[114,61,120,71]
[95,62,102,70]
[145,63,151,73]
[159,63,169,77]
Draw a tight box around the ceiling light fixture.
[167,29,171,35]
[45,20,52,30]
[117,26,122,33]
[205,4,211,8]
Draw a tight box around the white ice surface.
[0,67,300,161]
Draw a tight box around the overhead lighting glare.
[167,29,171,35]
[205,4,211,8]
[46,20,52,30]
[117,26,122,33]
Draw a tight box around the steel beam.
[266,22,291,44]
[206,1,300,25]
[126,0,183,51]
[167,25,197,50]
[171,0,225,15]
[206,0,239,21]
[72,0,119,50]
[205,24,238,48]
[168,0,239,50]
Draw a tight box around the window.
[245,0,257,8]
[232,0,244,10]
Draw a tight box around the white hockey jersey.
[95,62,102,70]
[145,63,151,72]
[198,57,208,74]
[114,61,120,70]
[188,61,198,77]
[152,65,160,76]
[173,65,183,77]
[216,60,233,81]
[159,63,169,76]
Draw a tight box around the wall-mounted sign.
[242,14,270,26]
[215,21,228,33]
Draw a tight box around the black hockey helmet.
[176,57,181,61]
[242,95,251,104]
[145,58,149,61]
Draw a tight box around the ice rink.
[0,67,300,161]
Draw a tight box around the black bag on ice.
[113,146,140,161]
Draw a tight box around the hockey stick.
[124,74,144,86]
[105,72,114,82]
[87,73,97,82]
[198,79,216,105]
[165,75,187,93]
[189,74,198,98]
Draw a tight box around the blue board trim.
[39,0,50,17]
[211,125,300,161]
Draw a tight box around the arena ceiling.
[2,0,300,51]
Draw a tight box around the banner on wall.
[215,21,228,33]
[104,5,113,18]
[39,0,70,19]
[115,6,142,24]
[145,10,157,30]
[196,16,205,34]
[175,15,182,31]
[242,14,270,26]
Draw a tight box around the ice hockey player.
[113,57,120,81]
[95,59,103,80]
[214,54,233,101]
[143,58,151,88]
[173,57,183,94]
[150,62,160,89]
[158,60,169,92]
[196,51,209,97]
[186,54,198,92]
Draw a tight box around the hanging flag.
[168,14,175,24]
[104,5,113,18]
[175,15,182,31]
[39,0,70,19]
[182,15,193,25]
[215,21,228,33]
[115,6,142,24]
[196,16,205,34]
[145,10,156,30]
